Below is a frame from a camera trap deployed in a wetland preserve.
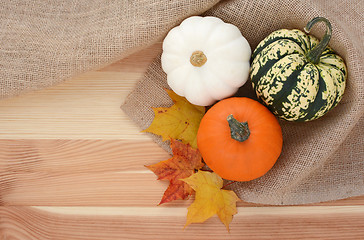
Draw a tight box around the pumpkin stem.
[190,50,207,67]
[304,17,332,64]
[227,114,250,142]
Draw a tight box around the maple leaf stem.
[222,181,237,189]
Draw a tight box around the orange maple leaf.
[146,139,205,205]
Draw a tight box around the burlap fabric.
[0,0,219,99]
[1,0,363,205]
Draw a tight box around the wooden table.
[1,44,363,239]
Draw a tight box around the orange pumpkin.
[197,97,283,181]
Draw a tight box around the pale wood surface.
[0,44,364,239]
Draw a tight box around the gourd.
[250,17,347,121]
[161,16,251,106]
[197,97,283,181]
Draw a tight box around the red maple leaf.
[146,139,205,205]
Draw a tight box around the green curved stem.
[227,114,250,142]
[304,17,332,64]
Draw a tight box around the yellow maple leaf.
[182,170,241,231]
[142,89,205,149]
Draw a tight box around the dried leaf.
[142,89,205,149]
[146,139,205,205]
[182,170,241,231]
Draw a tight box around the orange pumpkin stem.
[227,114,250,142]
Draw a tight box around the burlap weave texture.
[0,0,219,99]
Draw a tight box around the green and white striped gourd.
[250,17,347,122]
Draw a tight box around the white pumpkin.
[161,16,251,106]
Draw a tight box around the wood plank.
[1,206,363,239]
[2,165,364,207]
[0,172,167,206]
[0,71,144,139]
[0,139,169,173]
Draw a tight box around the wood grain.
[0,42,363,239]
[0,139,168,173]
[1,206,364,240]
